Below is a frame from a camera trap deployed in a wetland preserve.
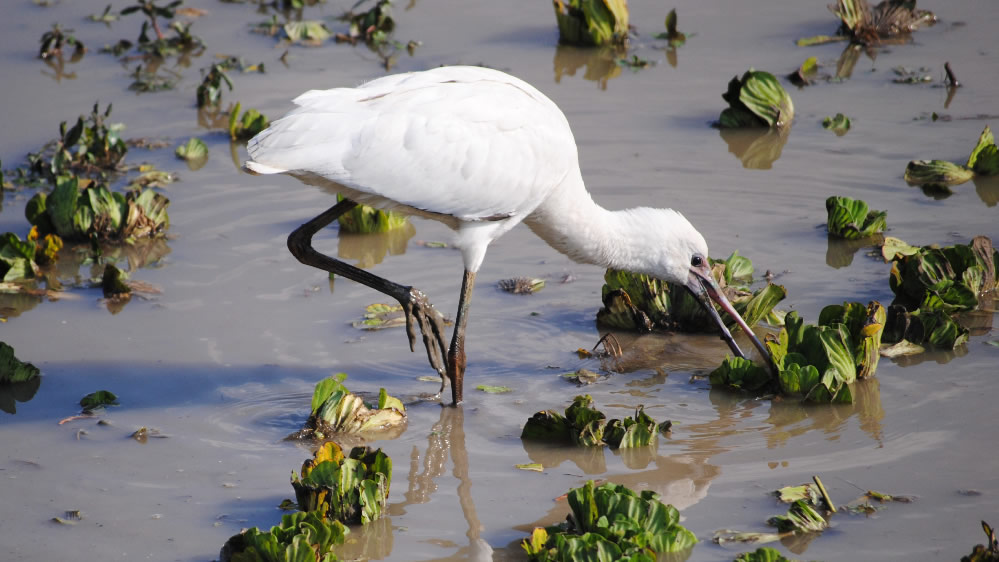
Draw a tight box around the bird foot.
[400,287,449,390]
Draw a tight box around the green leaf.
[822,113,851,133]
[305,373,405,437]
[904,160,974,188]
[175,137,208,169]
[552,0,629,47]
[476,384,512,394]
[0,342,41,384]
[335,194,409,233]
[881,236,920,261]
[768,499,827,533]
[710,356,773,392]
[967,125,999,175]
[719,70,794,130]
[80,390,118,411]
[516,463,544,472]
[283,20,331,43]
[825,196,886,239]
[734,546,794,562]
[49,175,81,238]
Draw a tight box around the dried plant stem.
[813,475,837,513]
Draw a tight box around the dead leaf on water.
[515,463,544,472]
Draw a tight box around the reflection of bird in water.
[244,65,771,404]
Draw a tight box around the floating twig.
[813,474,837,513]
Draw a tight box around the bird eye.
[690,255,703,267]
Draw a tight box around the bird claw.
[400,288,449,389]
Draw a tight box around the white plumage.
[245,66,771,404]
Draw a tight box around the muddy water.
[2,0,998,560]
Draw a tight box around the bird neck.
[524,168,647,271]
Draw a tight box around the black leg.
[287,200,450,390]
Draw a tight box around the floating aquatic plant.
[822,113,852,134]
[228,102,270,141]
[297,373,406,440]
[881,235,997,350]
[39,24,86,60]
[0,229,62,282]
[826,196,885,239]
[734,547,794,562]
[597,251,785,333]
[219,510,348,562]
[905,126,998,190]
[0,342,41,384]
[175,137,208,170]
[718,70,794,131]
[653,8,689,48]
[710,301,886,403]
[552,0,629,47]
[521,394,671,449]
[961,520,999,562]
[334,195,408,234]
[24,103,128,184]
[522,480,697,561]
[291,441,392,524]
[196,63,233,108]
[798,0,936,46]
[26,175,170,242]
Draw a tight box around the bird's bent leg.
[447,270,477,405]
[287,200,449,384]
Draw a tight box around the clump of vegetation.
[80,390,119,412]
[196,63,233,108]
[219,510,348,562]
[552,0,629,47]
[335,195,409,234]
[25,103,127,184]
[822,113,852,134]
[905,126,998,191]
[734,547,794,562]
[711,301,886,403]
[798,0,936,46]
[296,373,406,440]
[26,175,170,242]
[175,137,208,170]
[0,342,41,384]
[522,480,697,561]
[120,0,204,58]
[787,56,819,87]
[229,102,270,141]
[39,24,86,60]
[291,441,392,525]
[962,521,999,562]
[881,235,997,350]
[653,8,688,48]
[718,70,794,131]
[597,251,785,333]
[497,277,545,295]
[826,196,886,239]
[521,395,671,449]
[337,0,394,44]
[0,229,63,282]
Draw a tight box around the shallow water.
[1,0,998,560]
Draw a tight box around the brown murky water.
[2,0,998,560]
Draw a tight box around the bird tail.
[242,160,287,175]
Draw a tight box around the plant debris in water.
[351,303,405,330]
[296,373,405,440]
[196,63,233,108]
[39,24,86,60]
[597,251,785,333]
[826,196,885,239]
[718,70,794,131]
[521,394,671,449]
[798,0,936,46]
[711,301,886,403]
[497,277,545,294]
[882,235,997,350]
[522,480,697,560]
[219,510,348,562]
[291,441,392,524]
[552,0,629,47]
[787,56,819,87]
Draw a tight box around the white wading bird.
[244,65,773,405]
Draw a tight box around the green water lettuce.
[219,510,348,562]
[521,395,670,449]
[291,441,392,524]
[711,302,885,403]
[826,196,886,239]
[822,113,851,134]
[0,230,63,282]
[905,160,974,189]
[522,480,697,561]
[735,547,793,562]
[552,0,629,47]
[719,70,794,131]
[889,236,997,314]
[768,499,828,533]
[26,175,169,241]
[597,252,785,333]
[229,102,270,141]
[967,126,999,176]
[335,195,408,234]
[175,137,208,170]
[299,373,406,439]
